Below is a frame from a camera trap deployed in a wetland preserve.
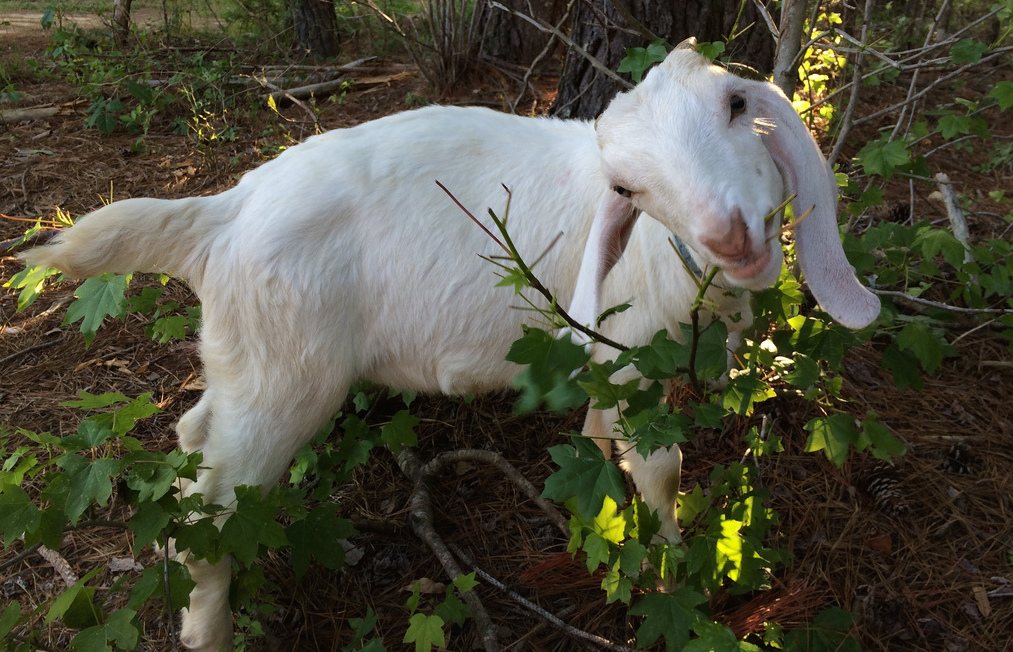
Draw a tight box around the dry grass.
[2,16,1012,652]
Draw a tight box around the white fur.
[21,48,878,651]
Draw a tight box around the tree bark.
[551,0,776,119]
[482,0,569,66]
[290,0,341,59]
[112,0,133,45]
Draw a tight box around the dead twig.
[395,447,499,652]
[420,449,569,536]
[449,543,636,652]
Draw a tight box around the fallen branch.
[419,449,569,536]
[871,289,1013,315]
[929,173,973,265]
[1,107,59,123]
[449,543,636,652]
[266,72,413,104]
[395,447,499,652]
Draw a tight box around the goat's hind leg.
[175,381,348,651]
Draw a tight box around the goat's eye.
[730,94,747,119]
[613,185,632,198]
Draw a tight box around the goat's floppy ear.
[568,190,638,340]
[752,83,880,329]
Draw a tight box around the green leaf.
[380,410,418,455]
[62,391,132,409]
[989,81,1013,110]
[0,486,40,546]
[721,372,775,416]
[781,353,820,388]
[287,502,355,579]
[629,588,706,651]
[128,499,171,549]
[56,453,121,524]
[949,38,987,64]
[804,415,858,467]
[219,485,288,564]
[0,602,21,640]
[508,328,589,413]
[150,314,189,343]
[938,113,971,140]
[578,363,640,410]
[403,613,445,652]
[602,567,633,604]
[63,274,130,347]
[94,111,118,135]
[71,609,140,652]
[692,401,726,429]
[617,39,668,83]
[857,138,910,179]
[677,483,711,524]
[433,591,470,626]
[542,437,625,519]
[61,419,114,451]
[856,412,907,460]
[452,572,478,593]
[696,40,726,61]
[47,569,103,629]
[4,263,61,311]
[896,320,944,373]
[784,607,860,652]
[618,537,648,577]
[128,561,194,611]
[880,343,924,391]
[915,227,968,269]
[686,620,761,652]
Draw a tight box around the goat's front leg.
[580,368,682,545]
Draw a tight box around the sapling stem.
[439,181,629,351]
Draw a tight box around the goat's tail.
[19,196,223,288]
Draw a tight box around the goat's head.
[594,42,880,329]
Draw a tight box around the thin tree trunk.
[772,0,809,97]
[112,0,133,45]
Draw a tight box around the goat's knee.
[176,395,213,453]
[619,444,683,543]
[179,555,233,651]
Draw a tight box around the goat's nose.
[700,210,750,261]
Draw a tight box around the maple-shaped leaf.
[380,410,418,454]
[629,587,707,651]
[219,485,288,564]
[287,502,355,579]
[857,137,910,179]
[685,619,761,651]
[63,273,130,347]
[601,567,633,604]
[989,81,1013,110]
[541,437,625,519]
[804,415,858,468]
[0,487,40,546]
[403,613,445,652]
[55,453,122,524]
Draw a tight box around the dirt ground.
[2,10,1013,652]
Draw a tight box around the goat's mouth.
[721,246,774,280]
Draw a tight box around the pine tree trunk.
[552,0,776,119]
[290,0,341,59]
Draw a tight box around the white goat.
[22,44,879,651]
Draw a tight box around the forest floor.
[2,9,1012,652]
